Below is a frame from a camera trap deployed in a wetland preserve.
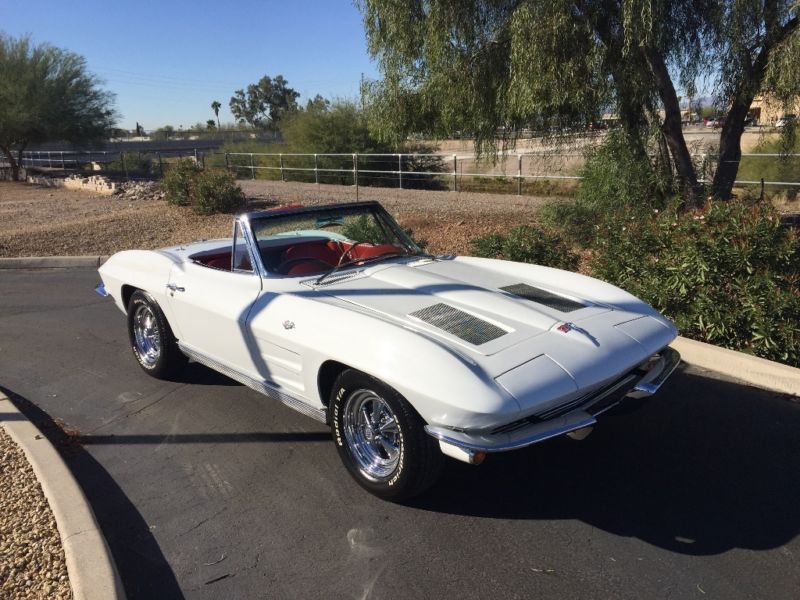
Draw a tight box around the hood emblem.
[283,320,295,330]
[556,322,599,346]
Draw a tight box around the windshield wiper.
[315,252,419,286]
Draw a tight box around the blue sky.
[0,0,379,130]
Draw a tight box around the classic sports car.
[96,201,680,501]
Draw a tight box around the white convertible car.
[97,201,680,501]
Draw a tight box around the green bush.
[538,130,676,249]
[161,158,200,207]
[470,225,579,271]
[192,169,246,215]
[161,159,245,214]
[591,201,800,366]
[105,152,155,175]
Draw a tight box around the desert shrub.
[161,159,244,214]
[591,200,800,366]
[543,130,676,248]
[161,158,200,206]
[470,225,579,271]
[191,169,246,215]
[538,200,600,248]
[578,129,674,211]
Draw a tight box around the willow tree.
[0,34,116,181]
[359,1,799,206]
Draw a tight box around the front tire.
[331,369,443,502]
[127,290,187,379]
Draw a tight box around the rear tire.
[127,290,187,379]
[331,369,443,502]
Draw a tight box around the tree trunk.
[15,143,27,181]
[712,98,751,200]
[1,144,20,181]
[642,47,702,208]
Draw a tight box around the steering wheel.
[276,257,333,275]
[338,241,368,266]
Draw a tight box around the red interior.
[191,239,404,276]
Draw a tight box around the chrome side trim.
[177,342,328,424]
[94,283,109,297]
[425,414,597,453]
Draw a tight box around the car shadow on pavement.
[414,369,800,557]
[1,387,184,600]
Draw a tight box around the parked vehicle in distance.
[96,202,680,501]
[776,114,796,128]
[706,117,725,128]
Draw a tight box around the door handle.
[166,283,185,292]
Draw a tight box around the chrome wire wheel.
[133,304,161,366]
[342,389,401,482]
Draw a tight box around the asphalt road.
[1,268,799,600]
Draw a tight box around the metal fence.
[12,148,800,193]
[224,151,800,193]
[18,147,209,176]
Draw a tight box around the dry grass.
[0,180,559,257]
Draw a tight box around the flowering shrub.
[591,201,800,366]
[470,225,579,271]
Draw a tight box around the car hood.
[315,256,677,397]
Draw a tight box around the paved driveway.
[1,268,799,599]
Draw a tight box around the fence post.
[194,148,198,163]
[61,152,65,170]
[121,152,128,181]
[48,152,53,169]
[224,152,229,173]
[280,154,284,181]
[158,152,163,177]
[353,153,359,200]
[453,154,457,192]
[517,154,523,195]
[250,153,255,180]
[314,154,319,185]
[398,153,403,189]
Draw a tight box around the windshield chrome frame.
[242,202,423,279]
[235,213,268,278]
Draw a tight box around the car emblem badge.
[557,322,573,333]
[283,320,295,330]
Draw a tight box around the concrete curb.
[0,256,108,269]
[671,336,800,397]
[0,392,125,600]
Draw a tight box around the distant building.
[749,94,800,125]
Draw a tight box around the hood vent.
[409,303,507,345]
[500,283,584,313]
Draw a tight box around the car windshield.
[248,204,424,277]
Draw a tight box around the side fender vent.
[409,303,506,345]
[500,283,584,313]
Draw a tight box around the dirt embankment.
[0,180,557,257]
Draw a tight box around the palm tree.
[211,100,221,129]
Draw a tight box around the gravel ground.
[0,179,557,257]
[0,427,72,599]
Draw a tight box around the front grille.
[409,303,507,345]
[500,283,585,313]
[491,369,642,435]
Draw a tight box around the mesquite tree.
[229,75,299,130]
[359,1,799,206]
[0,34,116,181]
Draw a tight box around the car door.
[166,223,263,378]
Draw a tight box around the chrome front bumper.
[426,347,681,454]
